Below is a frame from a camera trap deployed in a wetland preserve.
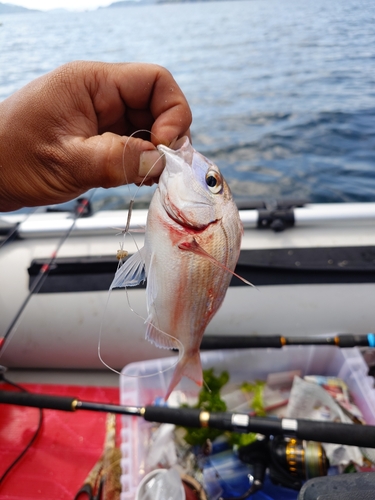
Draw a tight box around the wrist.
[0,100,16,211]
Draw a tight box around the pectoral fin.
[110,246,146,289]
[178,238,255,288]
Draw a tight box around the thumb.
[73,133,165,189]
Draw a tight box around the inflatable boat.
[1,199,375,370]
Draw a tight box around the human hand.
[0,61,192,211]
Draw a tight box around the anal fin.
[145,321,180,350]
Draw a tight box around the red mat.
[0,383,120,499]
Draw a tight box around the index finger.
[87,62,192,146]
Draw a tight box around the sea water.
[1,0,374,208]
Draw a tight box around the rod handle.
[201,335,283,349]
[144,405,202,427]
[0,390,76,411]
[145,407,375,449]
[295,418,375,448]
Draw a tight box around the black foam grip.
[338,335,369,347]
[200,335,282,349]
[0,390,76,411]
[296,419,375,448]
[144,406,202,427]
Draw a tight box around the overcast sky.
[6,0,116,10]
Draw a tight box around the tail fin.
[164,352,203,401]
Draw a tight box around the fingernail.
[139,150,165,178]
[157,136,178,147]
[169,136,179,148]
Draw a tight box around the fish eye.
[205,170,223,194]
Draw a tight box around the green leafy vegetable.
[180,370,268,448]
[229,431,257,447]
[182,368,229,446]
[241,380,266,416]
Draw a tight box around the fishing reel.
[213,435,328,500]
[238,435,328,492]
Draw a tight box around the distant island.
[0,2,39,13]
[0,0,234,16]
[103,0,154,6]
[104,0,233,6]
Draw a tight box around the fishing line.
[97,132,185,379]
[98,287,184,379]
[202,378,212,394]
[118,129,162,259]
[100,134,255,387]
[0,196,95,359]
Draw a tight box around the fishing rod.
[200,333,375,350]
[0,389,374,449]
[0,198,92,354]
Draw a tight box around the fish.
[110,137,243,400]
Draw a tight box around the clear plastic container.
[120,346,375,499]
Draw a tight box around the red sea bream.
[111,137,243,399]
